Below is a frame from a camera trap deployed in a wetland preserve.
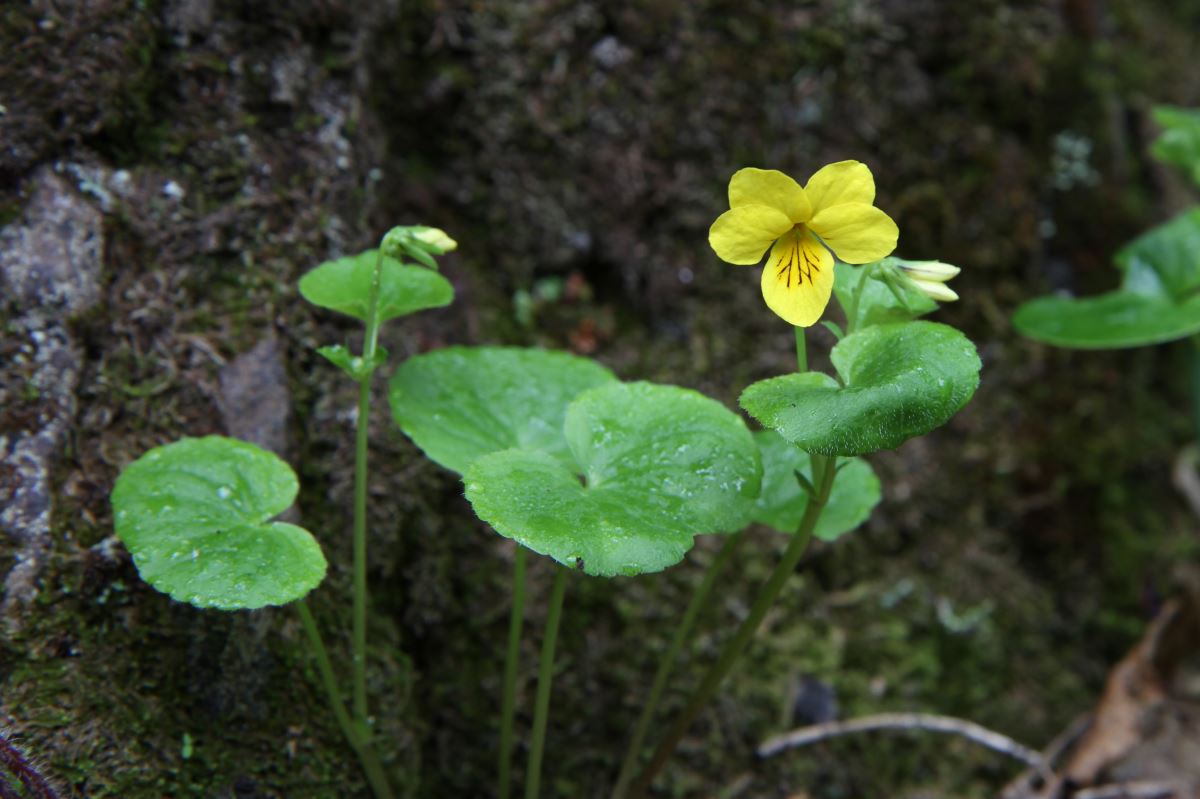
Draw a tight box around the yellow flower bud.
[908,277,959,302]
[412,227,458,254]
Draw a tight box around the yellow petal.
[760,229,835,327]
[729,168,812,223]
[804,160,876,214]
[808,203,899,264]
[709,204,793,265]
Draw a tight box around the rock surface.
[0,168,103,626]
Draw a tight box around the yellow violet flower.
[709,161,899,326]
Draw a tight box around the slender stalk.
[626,454,837,797]
[846,262,871,334]
[525,567,569,799]
[499,546,529,799]
[610,532,745,799]
[297,601,395,799]
[352,247,388,729]
[793,326,807,372]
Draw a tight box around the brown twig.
[757,712,1044,767]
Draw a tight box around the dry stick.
[1000,713,1092,799]
[757,713,1044,768]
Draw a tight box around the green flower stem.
[499,546,528,799]
[525,567,569,799]
[297,600,394,799]
[794,326,807,372]
[352,247,387,729]
[846,261,871,334]
[626,454,836,798]
[610,531,745,799]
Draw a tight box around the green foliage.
[1013,209,1200,348]
[388,346,618,475]
[464,382,762,576]
[110,437,326,610]
[741,322,981,456]
[751,430,881,541]
[834,259,938,330]
[1152,105,1200,186]
[297,249,454,323]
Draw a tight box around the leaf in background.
[751,430,881,541]
[1014,209,1200,348]
[298,249,454,323]
[1151,105,1200,187]
[833,259,939,330]
[388,347,618,475]
[741,321,981,456]
[111,436,326,610]
[465,382,762,576]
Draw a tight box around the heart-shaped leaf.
[751,431,881,541]
[834,259,938,330]
[740,321,981,456]
[389,347,618,475]
[298,249,454,323]
[1152,105,1200,186]
[464,382,762,576]
[111,436,326,610]
[1014,209,1200,348]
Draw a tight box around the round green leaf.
[298,249,454,323]
[111,436,327,610]
[464,382,762,576]
[751,431,881,541]
[740,321,981,456]
[1013,291,1200,349]
[1014,209,1200,348]
[388,346,618,475]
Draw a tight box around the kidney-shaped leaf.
[1012,291,1200,349]
[741,321,981,456]
[1014,209,1200,348]
[298,249,454,323]
[464,382,762,577]
[111,436,326,610]
[389,347,618,475]
[751,431,881,541]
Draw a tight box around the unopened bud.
[908,277,959,302]
[897,260,960,282]
[410,226,458,254]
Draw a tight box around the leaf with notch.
[111,436,326,610]
[298,249,453,323]
[741,321,981,456]
[389,347,618,475]
[464,382,762,576]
